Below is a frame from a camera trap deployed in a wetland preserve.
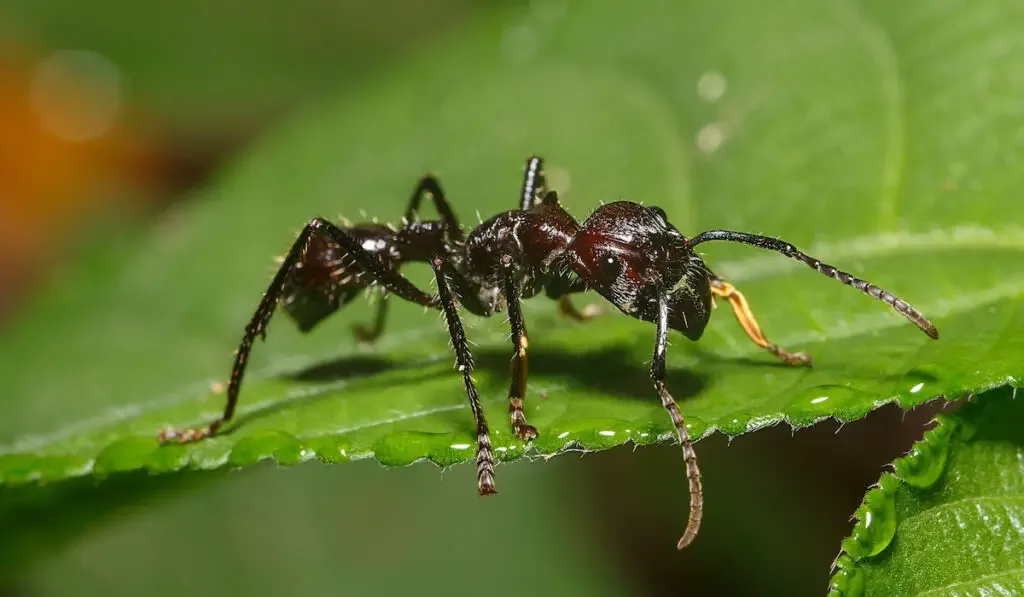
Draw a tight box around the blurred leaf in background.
[0,0,493,320]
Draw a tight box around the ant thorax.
[158,155,938,553]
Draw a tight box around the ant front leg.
[430,256,497,495]
[705,269,811,367]
[501,262,538,441]
[159,218,437,445]
[652,290,703,550]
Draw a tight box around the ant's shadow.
[474,344,708,402]
[286,343,708,404]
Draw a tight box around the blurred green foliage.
[2,0,494,133]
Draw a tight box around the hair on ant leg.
[159,156,939,549]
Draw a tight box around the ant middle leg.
[430,256,497,495]
[158,217,437,445]
[405,175,463,241]
[705,269,811,367]
[502,268,538,441]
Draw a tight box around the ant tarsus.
[158,156,939,550]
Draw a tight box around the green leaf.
[830,387,1024,596]
[2,0,1023,492]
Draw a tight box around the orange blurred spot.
[0,41,169,315]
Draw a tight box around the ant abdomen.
[160,155,940,552]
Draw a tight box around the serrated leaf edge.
[825,392,994,597]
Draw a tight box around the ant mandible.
[158,156,939,549]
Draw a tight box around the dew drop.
[450,443,472,450]
[842,478,897,559]
[784,386,861,426]
[828,554,866,597]
[557,431,570,439]
[717,416,746,436]
[894,421,954,488]
[910,382,925,394]
[682,416,708,439]
[598,430,615,437]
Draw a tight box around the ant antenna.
[688,230,939,339]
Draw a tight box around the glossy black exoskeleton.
[159,156,939,549]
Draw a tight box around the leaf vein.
[916,566,1024,597]
[900,494,1024,529]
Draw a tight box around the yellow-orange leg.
[558,296,605,322]
[710,278,812,367]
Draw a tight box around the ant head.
[567,201,695,316]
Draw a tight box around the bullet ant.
[158,156,939,549]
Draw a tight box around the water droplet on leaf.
[842,476,898,559]
[828,554,866,597]
[894,420,955,488]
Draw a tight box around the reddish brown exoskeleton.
[159,156,939,549]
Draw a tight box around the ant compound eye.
[649,206,668,225]
[600,254,623,280]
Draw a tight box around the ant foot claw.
[514,424,539,441]
[353,324,381,344]
[784,352,813,367]
[157,427,210,445]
